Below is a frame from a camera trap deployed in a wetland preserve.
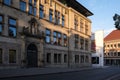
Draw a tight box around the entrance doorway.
[27,44,38,67]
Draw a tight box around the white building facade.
[91,30,104,67]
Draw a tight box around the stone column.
[20,36,26,68]
[38,40,44,67]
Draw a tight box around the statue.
[113,14,120,30]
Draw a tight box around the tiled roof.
[104,30,120,41]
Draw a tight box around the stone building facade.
[0,0,93,68]
[104,30,120,66]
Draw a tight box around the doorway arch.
[27,44,38,67]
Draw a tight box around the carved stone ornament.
[22,18,45,40]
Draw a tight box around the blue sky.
[77,0,120,37]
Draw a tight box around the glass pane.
[49,15,52,22]
[34,0,37,6]
[4,0,11,5]
[0,16,2,22]
[54,54,57,63]
[29,6,32,14]
[0,25,2,33]
[9,18,16,26]
[40,11,43,18]
[46,29,50,35]
[9,50,16,63]
[53,32,56,37]
[46,36,50,43]
[62,15,64,26]
[58,18,60,24]
[29,0,32,4]
[64,35,67,39]
[20,1,26,11]
[34,8,37,16]
[53,38,57,44]
[40,5,44,18]
[58,33,61,38]
[0,49,2,64]
[49,9,53,22]
[9,26,16,37]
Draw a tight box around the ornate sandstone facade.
[0,0,93,68]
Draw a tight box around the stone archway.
[27,44,38,67]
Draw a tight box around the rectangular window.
[85,39,89,51]
[9,49,16,63]
[80,37,84,50]
[54,53,61,63]
[54,54,57,63]
[118,43,120,48]
[62,15,65,27]
[75,55,79,63]
[4,0,11,5]
[74,18,78,30]
[29,5,33,14]
[8,18,17,38]
[34,0,37,7]
[46,53,51,63]
[64,54,67,63]
[58,54,61,63]
[0,15,3,35]
[80,19,84,32]
[53,31,61,45]
[75,34,79,49]
[118,52,120,56]
[45,29,51,44]
[39,5,44,18]
[34,7,37,16]
[58,33,61,45]
[49,9,53,22]
[55,11,60,25]
[29,0,37,16]
[20,1,26,12]
[85,56,89,63]
[85,22,88,34]
[92,57,99,64]
[80,55,84,63]
[53,31,57,45]
[0,49,2,64]
[63,34,67,47]
[29,0,32,4]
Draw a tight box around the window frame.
[45,29,51,44]
[0,48,2,64]
[75,34,79,49]
[46,53,51,63]
[3,0,12,6]
[62,15,65,27]
[55,10,60,25]
[39,4,44,18]
[75,55,79,63]
[0,15,3,35]
[8,17,17,38]
[20,0,26,12]
[53,31,62,45]
[49,9,53,22]
[63,34,67,47]
[74,18,78,30]
[9,49,16,63]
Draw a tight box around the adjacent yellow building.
[0,0,93,68]
[104,30,120,66]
